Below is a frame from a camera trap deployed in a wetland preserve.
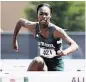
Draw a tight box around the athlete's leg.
[27,56,47,71]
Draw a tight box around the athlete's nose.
[42,14,46,18]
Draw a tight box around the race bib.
[40,48,57,58]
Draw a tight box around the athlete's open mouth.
[41,19,47,22]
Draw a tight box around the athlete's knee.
[27,56,44,71]
[34,56,44,64]
[34,57,48,71]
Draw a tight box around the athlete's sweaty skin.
[13,3,78,71]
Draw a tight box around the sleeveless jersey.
[35,23,62,58]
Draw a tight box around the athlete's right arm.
[13,18,36,51]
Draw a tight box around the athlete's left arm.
[54,27,79,56]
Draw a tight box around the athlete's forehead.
[38,6,51,14]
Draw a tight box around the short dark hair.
[37,3,52,14]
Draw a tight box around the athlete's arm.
[13,18,36,51]
[53,26,79,56]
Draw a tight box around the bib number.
[43,49,52,55]
[40,48,56,58]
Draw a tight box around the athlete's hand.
[57,50,66,56]
[13,39,19,52]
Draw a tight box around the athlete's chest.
[35,32,53,44]
[39,28,50,39]
[35,27,54,43]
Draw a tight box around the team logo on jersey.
[57,39,62,44]
[36,34,39,37]
[38,42,55,48]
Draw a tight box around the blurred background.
[1,1,85,59]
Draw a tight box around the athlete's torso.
[35,23,62,58]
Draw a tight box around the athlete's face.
[37,6,51,25]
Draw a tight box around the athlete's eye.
[39,12,48,16]
[39,13,43,15]
[45,13,48,16]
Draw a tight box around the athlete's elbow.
[70,42,79,52]
[18,19,23,25]
[17,18,25,27]
[14,19,23,32]
[73,42,79,51]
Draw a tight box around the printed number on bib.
[43,49,52,55]
[40,48,56,58]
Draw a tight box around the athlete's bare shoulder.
[51,23,67,38]
[50,23,63,32]
[18,18,38,32]
[19,18,38,28]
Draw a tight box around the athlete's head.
[37,3,52,25]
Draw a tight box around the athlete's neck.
[39,23,49,29]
